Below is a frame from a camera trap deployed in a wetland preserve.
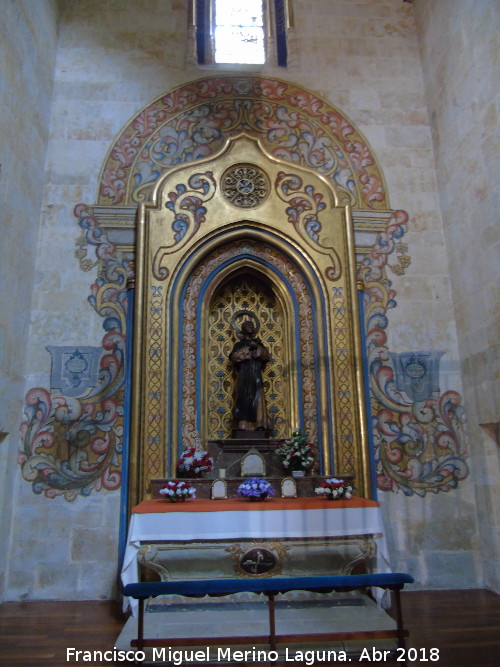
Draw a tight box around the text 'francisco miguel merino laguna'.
[66,646,358,664]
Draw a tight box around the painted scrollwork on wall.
[98,77,386,209]
[275,171,342,280]
[19,384,123,500]
[18,205,130,500]
[153,171,216,280]
[358,211,469,496]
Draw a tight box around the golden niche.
[207,274,287,441]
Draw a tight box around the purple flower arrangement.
[237,477,275,500]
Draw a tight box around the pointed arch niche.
[131,133,371,501]
[205,266,291,443]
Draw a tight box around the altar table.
[121,497,391,615]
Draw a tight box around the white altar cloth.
[121,497,391,615]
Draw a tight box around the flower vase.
[291,470,305,478]
[177,470,203,479]
[249,493,268,502]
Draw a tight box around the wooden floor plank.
[0,590,498,666]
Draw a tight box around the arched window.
[192,0,291,67]
[214,0,265,64]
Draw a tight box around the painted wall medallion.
[47,346,102,398]
[388,351,445,402]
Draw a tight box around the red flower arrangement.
[176,445,214,478]
[159,480,196,502]
[315,478,354,500]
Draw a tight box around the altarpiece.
[130,134,371,505]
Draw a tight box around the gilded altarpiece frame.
[131,135,370,503]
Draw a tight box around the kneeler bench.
[124,572,414,653]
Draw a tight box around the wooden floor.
[0,589,498,666]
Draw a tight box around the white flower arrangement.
[159,480,196,502]
[315,477,354,500]
[274,430,315,472]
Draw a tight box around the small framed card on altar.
[211,479,228,499]
[240,448,266,477]
[281,477,297,498]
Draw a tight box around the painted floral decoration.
[315,478,354,500]
[176,444,214,478]
[159,480,196,502]
[275,430,315,472]
[237,478,275,500]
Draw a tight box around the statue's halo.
[231,310,260,338]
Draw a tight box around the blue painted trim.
[124,572,414,599]
[118,286,134,569]
[358,289,377,501]
[275,0,288,67]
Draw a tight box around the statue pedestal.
[232,429,270,439]
[208,438,283,478]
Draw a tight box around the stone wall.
[2,0,492,600]
[0,0,59,598]
[291,0,480,591]
[415,0,500,591]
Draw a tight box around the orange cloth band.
[132,496,379,514]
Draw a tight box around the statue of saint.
[229,319,271,433]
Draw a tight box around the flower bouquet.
[237,477,275,501]
[176,444,214,478]
[315,477,354,500]
[159,480,196,503]
[275,430,315,475]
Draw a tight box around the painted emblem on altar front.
[228,542,289,577]
[240,548,277,575]
[47,346,102,398]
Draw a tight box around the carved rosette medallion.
[222,163,270,208]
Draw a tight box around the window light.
[214,0,265,64]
